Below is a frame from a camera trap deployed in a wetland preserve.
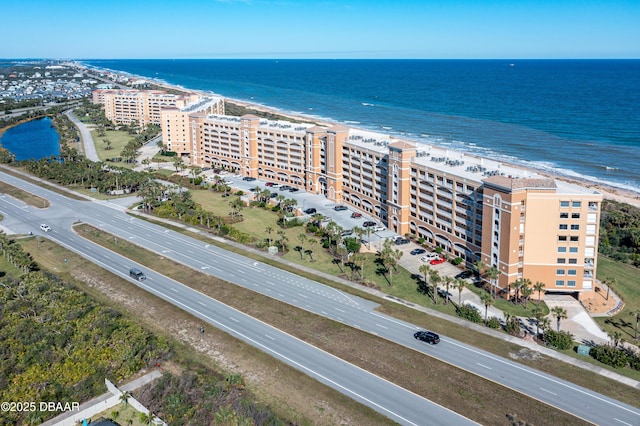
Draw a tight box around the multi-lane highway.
[2,169,640,426]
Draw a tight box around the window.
[572,201,582,208]
[567,280,577,287]
[556,269,565,275]
[585,247,595,256]
[586,224,596,234]
[586,236,596,246]
[571,224,580,230]
[559,224,568,230]
[560,213,569,219]
[558,236,567,242]
[557,258,566,264]
[555,280,565,286]
[570,236,579,242]
[569,247,578,253]
[572,213,581,219]
[560,201,570,207]
[568,269,577,276]
[557,247,567,253]
[568,258,577,264]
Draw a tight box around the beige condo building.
[92,89,224,130]
[160,110,602,300]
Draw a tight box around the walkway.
[65,110,99,162]
[41,370,163,426]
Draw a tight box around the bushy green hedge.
[456,304,482,323]
[543,329,573,350]
[590,344,640,370]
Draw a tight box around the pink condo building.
[89,89,601,301]
[159,106,602,300]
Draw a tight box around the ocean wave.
[361,102,375,107]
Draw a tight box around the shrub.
[504,317,521,336]
[589,344,629,368]
[451,257,463,265]
[456,304,482,323]
[486,316,501,329]
[543,329,574,350]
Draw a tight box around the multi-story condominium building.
[160,111,602,300]
[92,89,224,130]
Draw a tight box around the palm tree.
[608,331,623,348]
[455,278,466,306]
[119,391,132,407]
[419,264,432,297]
[480,292,494,323]
[265,226,273,247]
[533,281,546,306]
[520,279,533,307]
[473,259,486,281]
[442,275,454,304]
[486,266,500,298]
[629,309,640,340]
[604,277,617,301]
[511,279,523,304]
[297,233,307,259]
[306,238,317,262]
[551,306,568,332]
[429,270,441,304]
[532,306,544,337]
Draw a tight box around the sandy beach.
[100,66,640,208]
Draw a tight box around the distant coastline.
[81,61,640,207]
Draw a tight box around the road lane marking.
[170,288,178,293]
[265,334,275,341]
[540,388,557,396]
[230,317,239,323]
[614,418,632,425]
[376,324,388,329]
[476,363,492,370]
[335,307,345,313]
[198,301,207,307]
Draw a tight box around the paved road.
[65,110,100,162]
[1,170,640,426]
[0,170,474,426]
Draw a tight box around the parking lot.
[210,174,466,280]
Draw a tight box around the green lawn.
[595,256,640,343]
[91,129,135,163]
[465,283,550,317]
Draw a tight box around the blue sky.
[2,0,638,59]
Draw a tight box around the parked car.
[363,221,376,227]
[421,253,439,262]
[410,248,426,255]
[334,205,348,211]
[242,176,256,181]
[289,187,299,192]
[265,182,276,187]
[40,224,51,232]
[341,229,353,237]
[455,270,474,279]
[269,192,279,198]
[430,257,446,265]
[304,208,317,214]
[373,226,386,232]
[414,330,440,344]
[279,185,292,191]
[350,212,362,218]
[394,238,410,245]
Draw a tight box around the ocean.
[83,59,640,192]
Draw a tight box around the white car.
[373,226,386,232]
[421,253,439,262]
[40,224,51,232]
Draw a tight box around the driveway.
[544,294,609,345]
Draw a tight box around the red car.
[430,257,446,265]
[351,212,362,218]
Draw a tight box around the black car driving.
[413,330,440,344]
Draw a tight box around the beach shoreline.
[85,63,640,208]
